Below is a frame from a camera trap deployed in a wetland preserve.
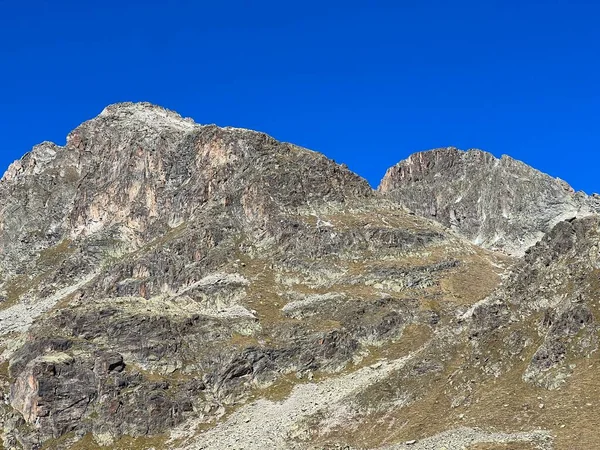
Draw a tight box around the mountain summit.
[379,147,599,255]
[0,104,598,449]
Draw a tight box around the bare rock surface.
[379,147,598,255]
[0,104,598,450]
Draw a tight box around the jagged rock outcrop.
[379,147,598,255]
[0,104,598,450]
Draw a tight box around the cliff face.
[0,103,370,277]
[379,147,598,255]
[0,105,599,450]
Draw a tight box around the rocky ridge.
[0,103,598,450]
[379,147,600,255]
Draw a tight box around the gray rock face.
[379,147,597,255]
[1,103,490,449]
[1,104,599,449]
[456,214,600,394]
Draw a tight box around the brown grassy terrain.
[42,432,169,450]
[469,444,539,450]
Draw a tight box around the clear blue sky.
[1,0,599,192]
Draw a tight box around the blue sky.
[1,0,599,192]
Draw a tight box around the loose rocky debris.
[172,348,428,450]
[386,427,553,450]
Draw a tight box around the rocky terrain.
[0,103,598,450]
[379,148,600,255]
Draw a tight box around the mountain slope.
[301,215,600,450]
[0,104,597,450]
[0,104,508,449]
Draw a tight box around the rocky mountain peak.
[2,105,600,449]
[380,147,536,188]
[0,103,372,278]
[379,147,596,255]
[1,142,61,183]
[2,103,197,184]
[96,101,198,130]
